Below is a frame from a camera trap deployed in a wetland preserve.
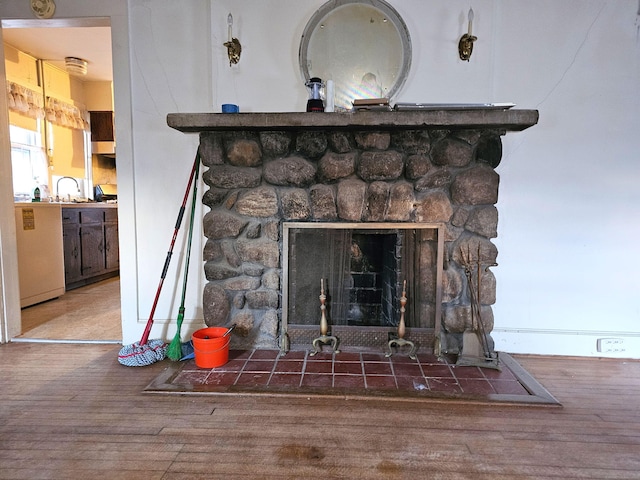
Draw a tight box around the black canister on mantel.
[305,77,324,112]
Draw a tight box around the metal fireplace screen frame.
[281,222,444,353]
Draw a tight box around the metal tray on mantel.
[394,102,516,111]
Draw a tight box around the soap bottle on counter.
[32,186,41,202]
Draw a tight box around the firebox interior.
[282,222,444,352]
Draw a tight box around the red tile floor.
[147,348,559,405]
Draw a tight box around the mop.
[118,152,200,367]
[166,156,200,361]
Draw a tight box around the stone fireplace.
[167,110,538,358]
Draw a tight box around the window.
[10,125,48,202]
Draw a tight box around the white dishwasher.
[14,203,66,307]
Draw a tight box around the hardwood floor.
[17,277,121,342]
[0,343,638,479]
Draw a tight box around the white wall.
[492,1,640,357]
[2,0,638,358]
[207,0,640,358]
[122,1,211,344]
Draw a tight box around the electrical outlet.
[596,338,626,353]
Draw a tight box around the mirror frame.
[299,0,412,106]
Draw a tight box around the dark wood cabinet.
[89,111,115,142]
[104,209,119,271]
[62,207,119,290]
[62,222,81,285]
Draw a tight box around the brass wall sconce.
[224,13,242,66]
[458,7,477,61]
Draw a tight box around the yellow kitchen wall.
[84,81,113,111]
[4,42,88,187]
[3,43,38,89]
[42,62,87,180]
[7,106,36,131]
[47,122,86,178]
[4,43,39,132]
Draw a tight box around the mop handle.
[140,152,200,346]
[176,155,200,312]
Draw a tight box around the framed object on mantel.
[299,0,412,111]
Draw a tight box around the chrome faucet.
[55,176,80,202]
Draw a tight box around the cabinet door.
[80,224,105,277]
[104,222,119,271]
[63,223,82,285]
[89,111,114,141]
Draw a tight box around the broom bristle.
[166,334,183,361]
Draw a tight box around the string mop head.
[118,339,167,367]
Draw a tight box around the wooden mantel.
[167,109,539,133]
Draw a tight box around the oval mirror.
[299,0,411,111]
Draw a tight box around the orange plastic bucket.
[192,327,231,368]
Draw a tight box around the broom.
[166,155,200,361]
[118,151,199,367]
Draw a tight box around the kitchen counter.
[14,202,120,292]
[15,202,118,209]
[14,203,65,306]
[61,202,118,209]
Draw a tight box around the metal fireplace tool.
[310,279,340,356]
[386,280,417,360]
[457,245,500,370]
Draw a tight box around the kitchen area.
[4,24,121,341]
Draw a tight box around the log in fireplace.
[167,109,538,364]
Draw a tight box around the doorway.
[2,20,121,343]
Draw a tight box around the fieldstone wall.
[199,126,505,352]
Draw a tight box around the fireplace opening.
[348,232,397,327]
[282,222,444,351]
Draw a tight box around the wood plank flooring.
[1,342,639,479]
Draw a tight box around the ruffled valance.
[6,81,45,120]
[6,81,89,131]
[45,96,89,131]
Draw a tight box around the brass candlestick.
[386,280,417,360]
[223,13,242,66]
[458,8,477,61]
[310,279,340,356]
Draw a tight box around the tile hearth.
[146,349,559,406]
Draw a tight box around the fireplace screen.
[283,222,444,349]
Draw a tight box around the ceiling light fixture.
[64,57,88,76]
[30,0,56,19]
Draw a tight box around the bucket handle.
[194,337,231,355]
